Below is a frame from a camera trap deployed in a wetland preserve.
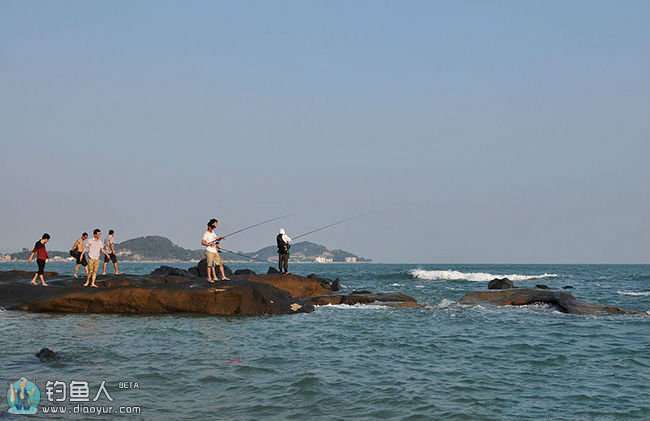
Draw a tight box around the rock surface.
[459,289,640,315]
[0,269,416,316]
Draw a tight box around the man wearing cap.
[201,219,230,282]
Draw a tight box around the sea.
[1,262,649,420]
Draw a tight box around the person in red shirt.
[28,233,50,286]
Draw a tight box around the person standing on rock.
[70,232,89,278]
[277,228,292,275]
[80,228,111,287]
[102,229,121,276]
[27,233,50,286]
[201,219,229,282]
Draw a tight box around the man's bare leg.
[219,264,229,281]
[39,274,48,287]
[30,273,38,285]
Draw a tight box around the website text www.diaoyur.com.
[40,404,142,415]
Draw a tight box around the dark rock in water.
[310,292,418,308]
[351,290,372,295]
[267,267,280,274]
[234,269,256,275]
[196,259,232,277]
[150,266,195,278]
[307,273,318,279]
[536,284,550,289]
[563,285,574,289]
[0,270,418,317]
[488,278,515,290]
[35,348,59,362]
[331,277,341,291]
[459,289,641,315]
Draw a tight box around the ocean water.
[1,262,649,420]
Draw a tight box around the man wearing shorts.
[102,229,121,275]
[201,219,229,282]
[80,228,111,287]
[71,232,88,278]
[28,233,50,287]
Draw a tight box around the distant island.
[2,236,371,263]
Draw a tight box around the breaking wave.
[617,291,650,297]
[409,269,558,282]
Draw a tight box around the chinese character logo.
[6,377,40,415]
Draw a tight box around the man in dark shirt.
[28,233,50,286]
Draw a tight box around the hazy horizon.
[1,0,648,264]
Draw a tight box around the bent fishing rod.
[290,212,373,241]
[218,212,373,263]
[222,213,296,239]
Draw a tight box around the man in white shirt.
[80,228,112,287]
[201,218,229,282]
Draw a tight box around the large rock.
[0,269,417,316]
[488,278,515,289]
[149,266,195,278]
[196,258,233,278]
[459,289,640,315]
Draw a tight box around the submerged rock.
[488,278,515,290]
[535,284,550,289]
[35,348,59,362]
[331,278,341,291]
[459,289,640,315]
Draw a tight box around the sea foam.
[617,291,650,297]
[409,269,558,282]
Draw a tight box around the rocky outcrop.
[459,289,640,315]
[0,269,416,316]
[488,278,515,289]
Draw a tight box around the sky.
[1,0,648,263]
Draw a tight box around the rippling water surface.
[1,262,649,420]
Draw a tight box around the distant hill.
[7,236,371,263]
[247,241,371,263]
[116,236,203,261]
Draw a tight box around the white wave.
[617,291,650,297]
[409,269,558,282]
[435,299,457,309]
[317,303,387,310]
[390,283,402,287]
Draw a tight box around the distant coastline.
[1,235,371,264]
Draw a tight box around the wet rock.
[234,269,256,275]
[35,348,59,362]
[459,289,640,315]
[331,278,341,291]
[563,285,574,289]
[488,278,515,290]
[0,270,416,316]
[536,284,551,289]
[149,266,195,278]
[351,290,372,294]
[267,267,280,274]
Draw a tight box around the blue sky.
[1,0,648,262]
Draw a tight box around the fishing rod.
[218,248,268,263]
[222,213,296,239]
[290,212,373,241]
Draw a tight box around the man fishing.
[277,228,292,274]
[201,218,229,282]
